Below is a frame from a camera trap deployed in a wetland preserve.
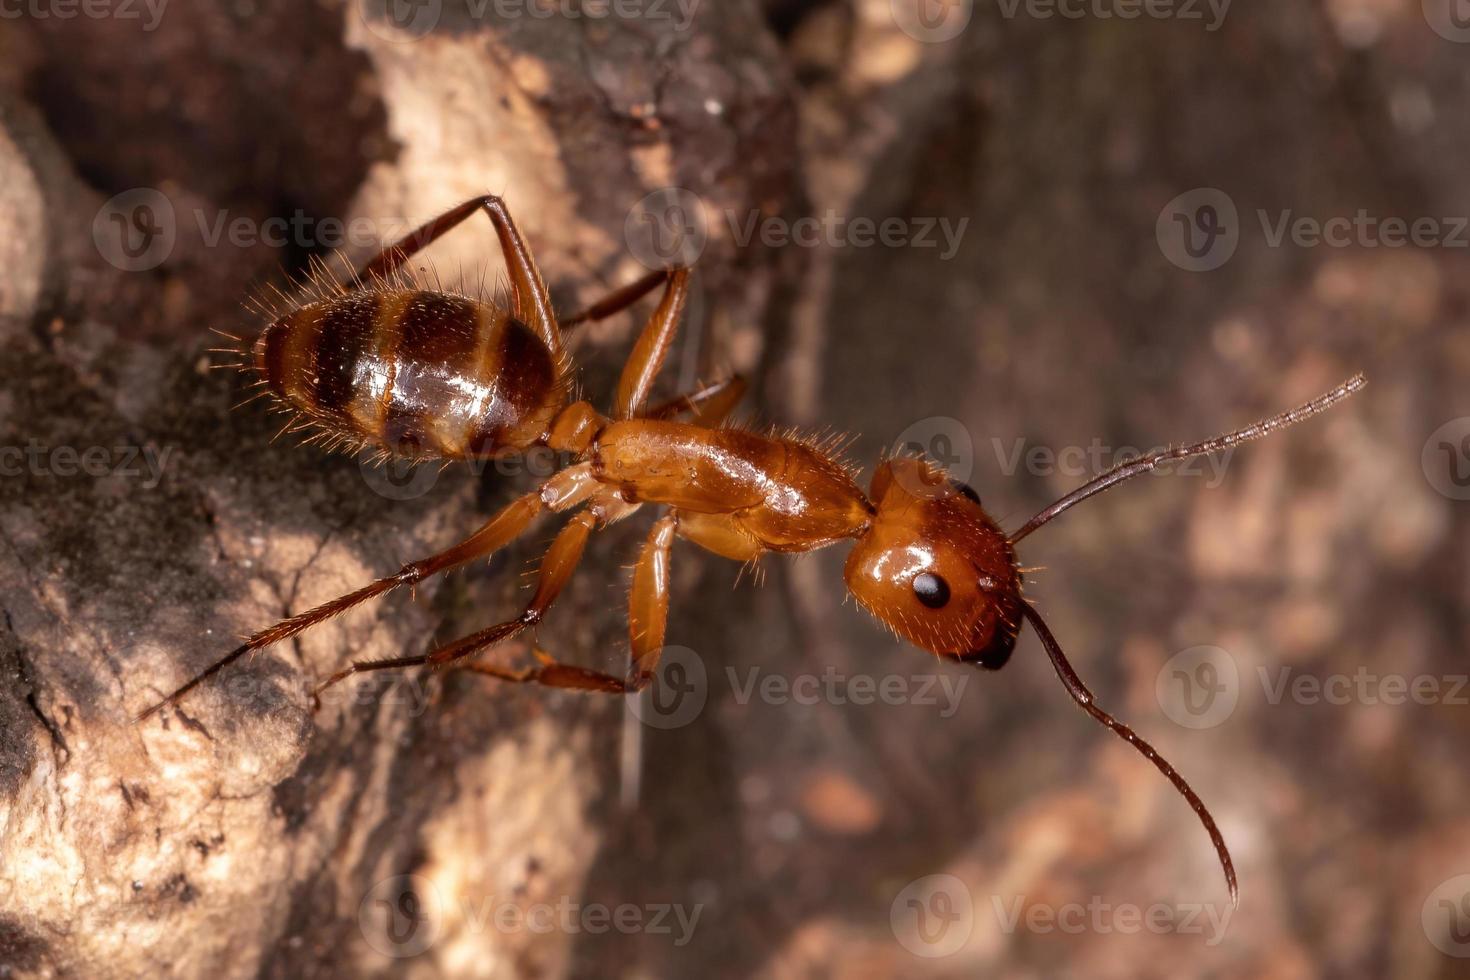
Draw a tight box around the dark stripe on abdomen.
[312,292,382,415]
[464,318,557,455]
[381,293,488,455]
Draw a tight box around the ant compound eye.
[951,480,981,505]
[911,571,951,609]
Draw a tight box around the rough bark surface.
[3,2,1469,979]
[0,3,796,978]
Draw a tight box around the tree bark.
[0,3,797,977]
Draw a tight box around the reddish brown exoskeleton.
[138,195,1366,908]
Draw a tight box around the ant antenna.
[1019,601,1239,908]
[1009,374,1365,544]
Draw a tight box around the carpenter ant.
[136,194,1366,908]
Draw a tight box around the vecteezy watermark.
[1258,210,1470,250]
[1259,666,1470,708]
[991,0,1231,31]
[726,210,969,261]
[1423,417,1470,502]
[1156,188,1240,272]
[359,875,444,958]
[0,442,173,490]
[890,0,974,43]
[93,194,444,274]
[1423,0,1470,44]
[1423,873,1470,958]
[625,187,709,270]
[1156,645,1470,731]
[1158,187,1470,271]
[889,416,977,498]
[988,437,1233,487]
[891,875,974,958]
[0,0,168,30]
[357,445,570,501]
[358,875,703,957]
[359,0,701,43]
[1156,645,1240,729]
[627,645,709,730]
[991,894,1233,946]
[94,188,177,273]
[623,189,973,270]
[727,665,969,719]
[627,647,974,730]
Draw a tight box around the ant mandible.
[137,194,1366,909]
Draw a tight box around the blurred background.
[0,1,1466,977]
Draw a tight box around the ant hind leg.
[311,505,605,707]
[350,195,559,356]
[135,463,598,722]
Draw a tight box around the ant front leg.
[460,512,679,694]
[350,195,560,356]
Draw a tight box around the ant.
[137,194,1366,908]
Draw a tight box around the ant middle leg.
[135,462,599,722]
[458,511,679,694]
[642,375,747,426]
[561,269,671,329]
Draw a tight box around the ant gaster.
[138,194,1367,909]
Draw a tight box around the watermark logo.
[358,453,444,501]
[359,874,444,958]
[988,437,1232,486]
[1160,188,1470,271]
[627,645,708,730]
[357,446,570,500]
[992,894,1232,945]
[625,187,708,270]
[991,0,1231,31]
[1156,645,1470,730]
[728,665,968,718]
[0,441,173,489]
[359,0,442,41]
[0,0,169,30]
[891,874,974,958]
[1423,874,1470,957]
[94,188,176,272]
[889,416,976,499]
[1156,188,1239,272]
[727,210,969,260]
[1422,417,1470,501]
[357,875,702,954]
[1424,0,1470,43]
[891,0,973,42]
[1156,645,1239,730]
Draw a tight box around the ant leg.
[560,270,670,329]
[351,195,559,355]
[134,462,599,722]
[612,268,692,419]
[311,507,602,704]
[459,512,678,693]
[642,375,747,426]
[626,511,678,684]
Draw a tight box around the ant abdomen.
[254,288,568,459]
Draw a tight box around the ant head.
[845,457,1022,669]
